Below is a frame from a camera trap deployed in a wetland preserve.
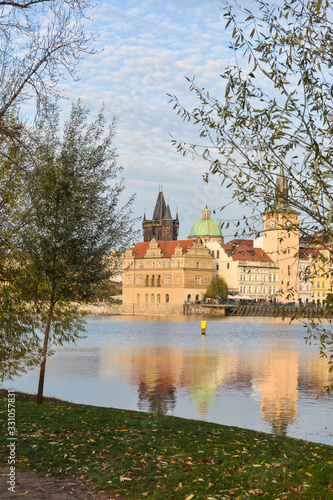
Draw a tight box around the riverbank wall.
[79,302,122,315]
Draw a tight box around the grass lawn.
[0,392,332,499]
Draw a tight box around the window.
[227,263,230,269]
[137,294,140,303]
[254,286,258,294]
[127,277,130,284]
[151,294,155,303]
[216,264,219,270]
[217,250,220,258]
[165,276,170,284]
[196,262,200,268]
[145,294,148,304]
[195,277,201,285]
[195,294,199,301]
[177,261,180,268]
[157,294,161,303]
[211,250,214,258]
[136,277,141,284]
[288,265,290,276]
[269,274,272,282]
[166,294,169,303]
[269,286,272,294]
[273,274,277,282]
[248,274,252,281]
[255,275,258,282]
[248,286,252,293]
[187,294,191,302]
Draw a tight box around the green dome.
[189,215,222,238]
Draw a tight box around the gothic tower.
[142,187,179,242]
[263,166,299,302]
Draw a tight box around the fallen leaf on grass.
[185,494,194,500]
[120,476,132,482]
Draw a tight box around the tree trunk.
[36,301,54,404]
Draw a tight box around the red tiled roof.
[221,243,272,263]
[227,238,254,247]
[130,240,195,258]
[131,242,150,258]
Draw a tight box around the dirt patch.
[0,467,115,500]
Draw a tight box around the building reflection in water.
[99,344,332,434]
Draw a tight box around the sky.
[61,0,249,241]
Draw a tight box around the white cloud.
[58,0,253,240]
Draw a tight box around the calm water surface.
[3,315,333,445]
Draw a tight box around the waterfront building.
[122,238,213,314]
[298,249,313,304]
[142,187,179,242]
[205,239,279,301]
[262,166,300,303]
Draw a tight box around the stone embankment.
[78,302,122,315]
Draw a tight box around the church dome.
[189,206,222,238]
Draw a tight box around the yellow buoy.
[201,321,207,335]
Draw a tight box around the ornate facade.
[122,238,213,315]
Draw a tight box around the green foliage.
[0,102,136,396]
[169,0,333,392]
[204,276,228,300]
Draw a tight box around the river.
[2,315,333,445]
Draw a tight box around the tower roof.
[153,191,167,220]
[189,207,222,238]
[274,165,297,213]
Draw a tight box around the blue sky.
[62,0,245,240]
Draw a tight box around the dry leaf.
[120,476,132,482]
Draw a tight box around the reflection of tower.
[137,380,177,414]
[259,350,298,436]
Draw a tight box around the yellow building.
[122,238,213,315]
[263,167,300,303]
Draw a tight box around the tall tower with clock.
[263,167,299,303]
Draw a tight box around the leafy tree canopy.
[204,276,228,300]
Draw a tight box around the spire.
[275,165,294,212]
[153,191,166,220]
[164,204,172,220]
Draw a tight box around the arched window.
[195,294,199,301]
[157,294,160,304]
[151,294,155,303]
[137,294,140,303]
[145,294,148,303]
[166,294,169,303]
[145,275,149,286]
[187,294,191,302]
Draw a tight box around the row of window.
[137,293,169,304]
[239,286,277,294]
[127,275,202,285]
[313,282,327,288]
[239,274,277,282]
[134,260,210,269]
